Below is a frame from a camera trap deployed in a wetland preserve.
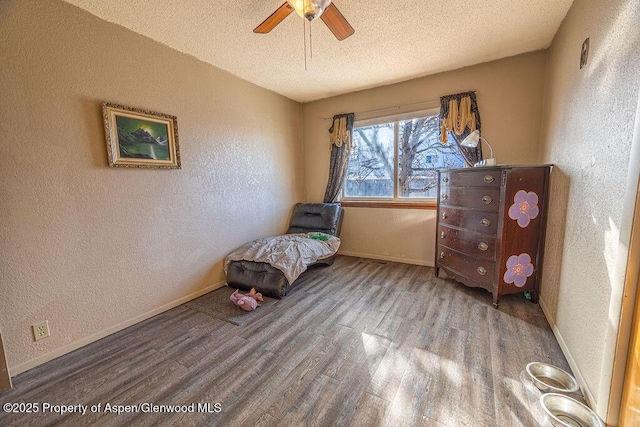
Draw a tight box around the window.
[344,109,465,201]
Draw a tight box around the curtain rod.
[321,99,437,121]
[321,91,477,121]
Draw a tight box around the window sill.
[340,200,437,210]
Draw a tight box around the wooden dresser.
[435,165,551,308]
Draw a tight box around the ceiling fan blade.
[253,2,294,34]
[320,3,354,41]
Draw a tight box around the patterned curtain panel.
[323,113,355,203]
[439,91,482,166]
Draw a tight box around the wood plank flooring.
[0,256,576,426]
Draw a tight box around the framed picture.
[102,102,181,169]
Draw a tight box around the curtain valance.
[329,113,354,150]
[439,91,482,166]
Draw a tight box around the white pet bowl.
[526,362,579,393]
[540,393,603,427]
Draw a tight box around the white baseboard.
[539,297,598,410]
[338,250,434,267]
[10,281,226,376]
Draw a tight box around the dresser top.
[438,164,552,172]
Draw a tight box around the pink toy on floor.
[230,288,264,311]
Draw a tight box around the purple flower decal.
[503,253,534,287]
[508,190,539,228]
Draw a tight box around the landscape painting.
[102,102,181,169]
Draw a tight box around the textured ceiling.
[63,0,573,102]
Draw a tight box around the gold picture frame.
[102,102,181,169]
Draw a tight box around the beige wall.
[0,332,11,393]
[538,0,640,422]
[302,52,547,265]
[0,0,303,373]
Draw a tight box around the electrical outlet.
[32,321,50,341]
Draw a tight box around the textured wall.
[538,0,640,419]
[0,0,303,373]
[302,52,547,265]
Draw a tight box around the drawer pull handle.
[439,252,445,259]
[441,194,448,201]
[441,212,448,219]
[442,176,449,183]
[440,232,446,239]
[482,195,493,204]
[483,175,494,183]
[481,218,491,227]
[478,242,489,251]
[477,267,487,276]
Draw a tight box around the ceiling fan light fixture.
[254,0,353,41]
[287,0,332,21]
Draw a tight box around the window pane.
[345,123,394,198]
[397,116,465,198]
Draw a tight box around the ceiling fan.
[254,0,355,41]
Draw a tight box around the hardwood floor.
[0,256,575,426]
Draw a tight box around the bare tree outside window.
[345,123,394,198]
[344,114,464,199]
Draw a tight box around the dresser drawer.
[440,170,501,188]
[437,245,496,286]
[437,225,497,261]
[439,187,501,211]
[439,207,499,235]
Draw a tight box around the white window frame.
[342,107,445,205]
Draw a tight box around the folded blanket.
[224,233,340,284]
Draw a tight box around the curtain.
[439,91,482,166]
[323,113,355,203]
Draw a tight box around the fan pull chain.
[310,21,313,60]
[303,19,307,71]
